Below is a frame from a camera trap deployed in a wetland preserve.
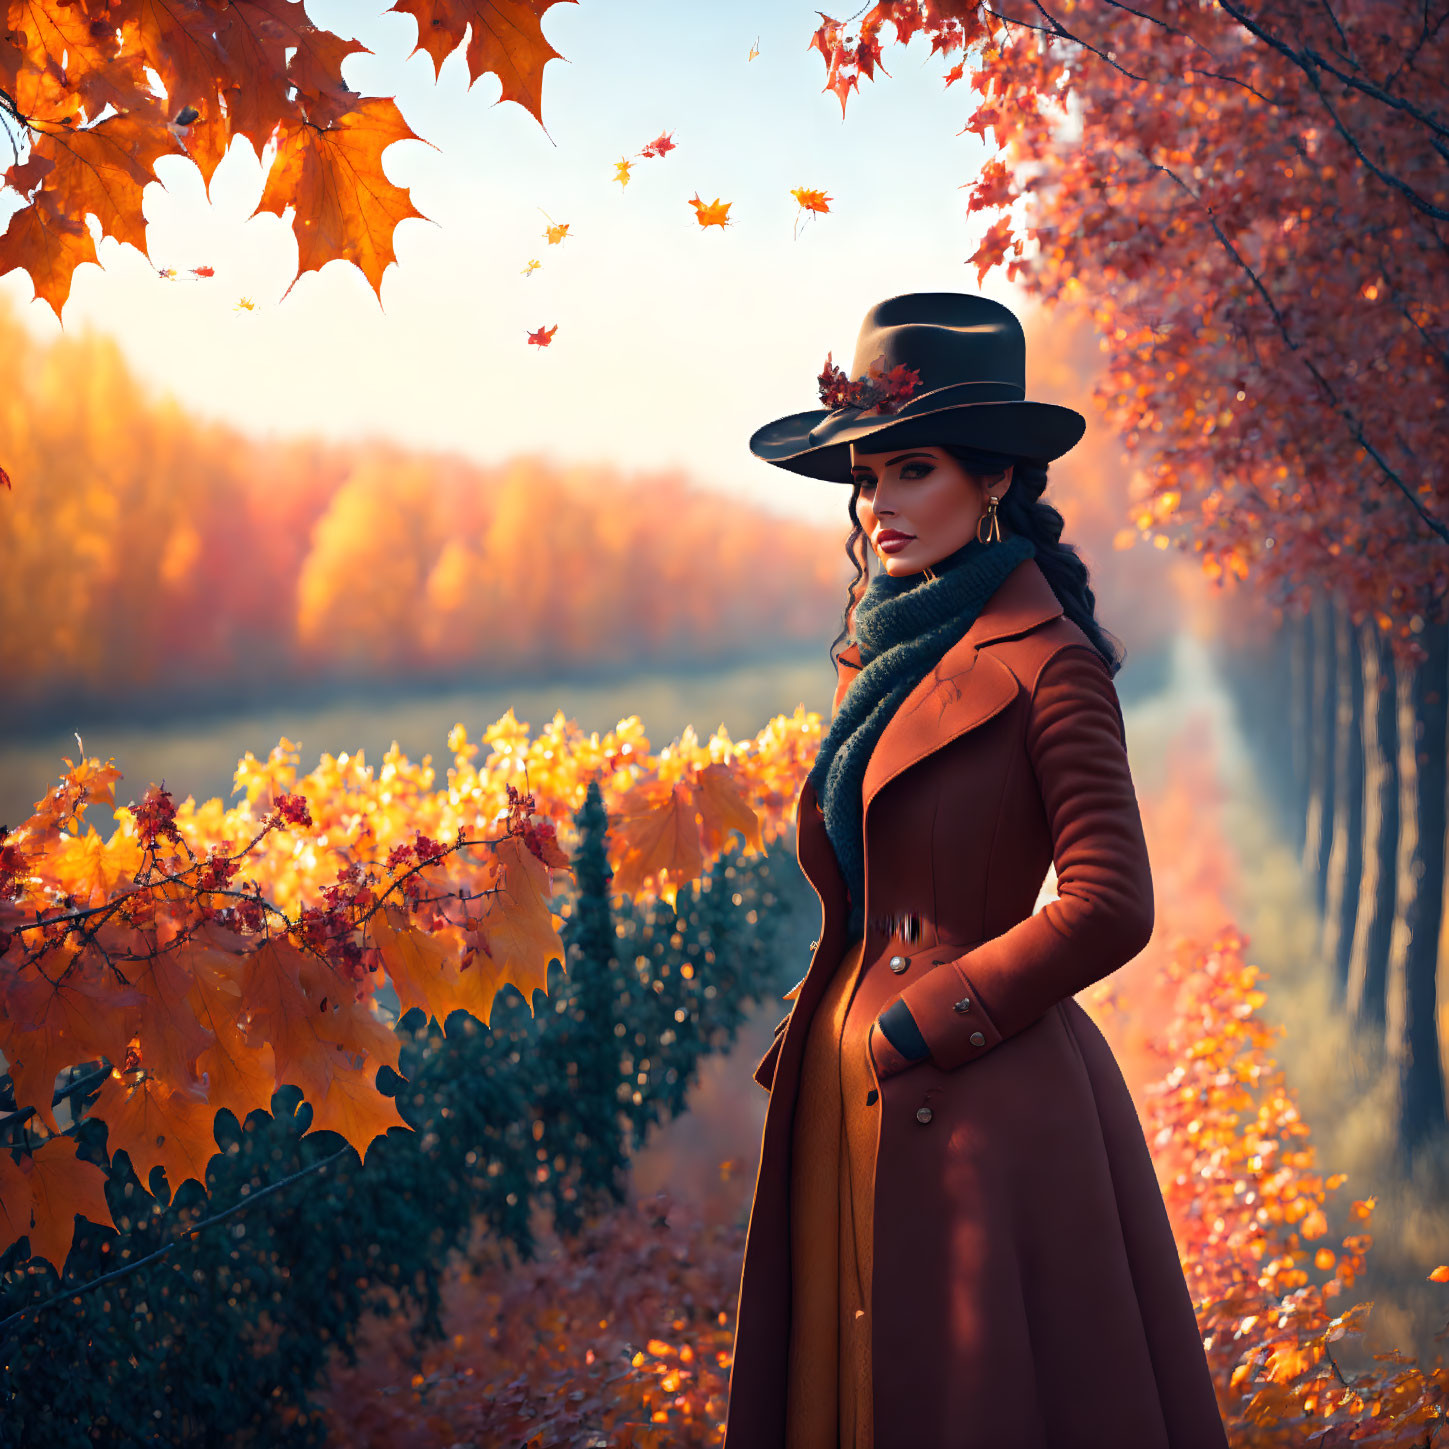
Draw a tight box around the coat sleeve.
[890,643,1154,1073]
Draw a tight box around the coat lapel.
[832,557,1066,820]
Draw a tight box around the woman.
[723,293,1229,1449]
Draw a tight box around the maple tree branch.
[997,0,1295,108]
[0,1144,353,1342]
[1212,0,1449,145]
[1144,152,1449,550]
[982,3,1156,85]
[1313,0,1354,65]
[1382,0,1449,92]
[1293,51,1449,221]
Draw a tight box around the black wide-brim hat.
[749,291,1086,484]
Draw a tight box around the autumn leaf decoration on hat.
[818,353,923,415]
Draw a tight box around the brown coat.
[724,557,1228,1449]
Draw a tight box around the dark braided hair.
[828,444,1126,678]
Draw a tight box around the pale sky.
[1,0,1048,529]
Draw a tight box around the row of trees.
[1216,598,1449,1162]
[0,779,807,1447]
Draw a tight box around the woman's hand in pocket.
[868,1018,924,1083]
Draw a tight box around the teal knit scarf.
[808,530,1037,937]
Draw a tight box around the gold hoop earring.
[977,495,1002,545]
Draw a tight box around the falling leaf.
[747,36,760,61]
[543,221,570,245]
[790,185,831,240]
[640,129,676,158]
[791,187,832,215]
[526,324,557,346]
[613,157,632,188]
[521,258,541,276]
[191,264,214,277]
[156,266,176,279]
[689,194,731,229]
[235,296,256,311]
[943,61,965,86]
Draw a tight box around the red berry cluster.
[817,351,923,414]
[273,791,313,829]
[134,784,183,850]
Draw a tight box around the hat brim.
[749,400,1086,483]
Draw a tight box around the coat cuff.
[893,960,1006,1071]
[876,997,930,1061]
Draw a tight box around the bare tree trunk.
[1347,618,1399,1036]
[1302,593,1337,924]
[1263,617,1300,840]
[1322,600,1365,1005]
[1384,615,1448,1163]
[1288,607,1311,854]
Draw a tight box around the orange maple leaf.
[460,836,563,1018]
[32,112,189,253]
[613,157,632,187]
[89,1073,220,1197]
[610,778,705,912]
[1,949,141,1131]
[389,0,575,122]
[253,95,430,300]
[543,220,570,244]
[195,1009,277,1124]
[790,186,832,215]
[0,195,99,320]
[371,904,469,1033]
[688,194,731,229]
[294,949,403,1076]
[20,1135,116,1273]
[521,257,540,275]
[692,762,763,860]
[299,1059,410,1162]
[0,1151,34,1260]
[526,323,557,346]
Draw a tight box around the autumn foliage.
[807,1,1449,653]
[0,691,826,1275]
[0,0,576,313]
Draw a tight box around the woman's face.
[849,443,1013,578]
